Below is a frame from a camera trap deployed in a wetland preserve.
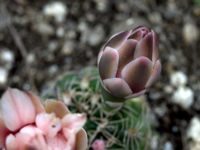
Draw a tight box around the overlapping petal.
[105,30,131,50]
[103,78,132,98]
[0,89,36,131]
[0,88,88,150]
[98,26,161,100]
[99,47,119,80]
[122,57,153,93]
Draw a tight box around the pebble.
[43,1,68,23]
[170,71,188,87]
[88,25,105,46]
[61,40,75,56]
[0,49,15,70]
[33,23,54,36]
[0,67,8,85]
[56,26,65,37]
[183,22,198,44]
[163,141,173,150]
[48,65,58,74]
[171,86,194,109]
[187,117,200,142]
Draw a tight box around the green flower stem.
[101,86,125,113]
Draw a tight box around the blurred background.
[0,0,200,149]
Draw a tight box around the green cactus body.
[42,67,156,150]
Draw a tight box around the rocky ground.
[1,0,200,150]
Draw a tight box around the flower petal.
[104,30,131,50]
[0,88,35,131]
[46,132,67,149]
[103,78,132,98]
[0,115,10,148]
[61,113,86,133]
[116,39,138,77]
[6,134,18,150]
[121,57,153,93]
[152,30,159,66]
[131,26,150,35]
[36,113,61,138]
[75,128,88,150]
[25,91,45,114]
[99,47,119,80]
[62,128,76,149]
[145,60,161,89]
[128,30,144,41]
[134,33,153,61]
[125,89,146,99]
[45,100,70,119]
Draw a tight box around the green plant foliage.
[42,67,157,150]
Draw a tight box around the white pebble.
[170,71,187,87]
[48,65,58,74]
[187,117,200,142]
[1,49,14,63]
[56,27,65,37]
[0,67,8,85]
[43,1,67,23]
[183,23,198,44]
[172,86,194,109]
[163,141,173,150]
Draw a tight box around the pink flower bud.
[92,139,105,150]
[98,26,161,99]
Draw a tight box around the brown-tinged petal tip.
[75,128,88,150]
[45,100,70,119]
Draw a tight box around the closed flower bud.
[98,26,161,99]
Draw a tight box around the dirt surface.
[1,0,200,149]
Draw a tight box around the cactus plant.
[42,67,157,150]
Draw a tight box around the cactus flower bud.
[98,26,161,100]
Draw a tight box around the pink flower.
[91,139,105,150]
[0,88,88,150]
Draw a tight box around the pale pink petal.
[134,33,153,61]
[20,125,43,137]
[0,88,35,131]
[14,133,31,149]
[46,132,67,149]
[103,78,132,98]
[121,57,153,93]
[152,30,159,66]
[145,60,161,89]
[19,125,46,150]
[125,89,146,99]
[99,47,119,80]
[0,115,10,148]
[116,39,138,77]
[25,91,45,114]
[104,30,131,50]
[45,100,70,119]
[62,128,76,150]
[61,113,86,133]
[36,113,61,138]
[6,134,18,150]
[75,128,88,150]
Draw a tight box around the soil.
[1,0,200,149]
